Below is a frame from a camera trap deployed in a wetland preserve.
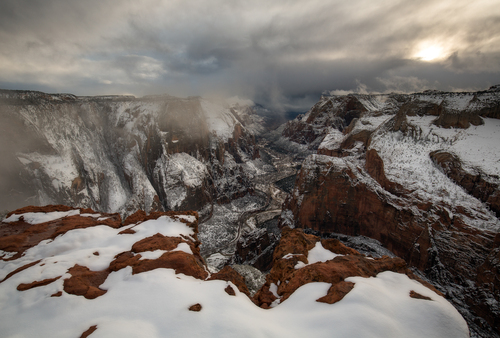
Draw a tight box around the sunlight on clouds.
[416,45,443,61]
[413,42,446,62]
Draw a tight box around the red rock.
[79,325,97,338]
[410,290,433,301]
[281,153,500,333]
[253,228,421,308]
[118,228,136,235]
[63,265,108,299]
[0,205,122,259]
[316,281,355,304]
[17,276,61,291]
[131,234,183,253]
[188,303,202,311]
[225,285,236,296]
[5,205,74,217]
[209,266,251,298]
[131,251,208,280]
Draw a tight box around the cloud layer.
[1,0,499,111]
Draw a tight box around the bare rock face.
[231,227,276,272]
[433,109,484,129]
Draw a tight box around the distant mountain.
[279,85,500,337]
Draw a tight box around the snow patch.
[295,242,343,269]
[4,210,81,224]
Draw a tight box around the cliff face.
[0,91,260,217]
[280,86,500,337]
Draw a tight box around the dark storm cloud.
[1,0,499,111]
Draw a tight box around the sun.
[414,44,444,62]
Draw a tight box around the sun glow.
[415,45,443,61]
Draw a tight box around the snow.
[0,211,468,337]
[4,210,81,224]
[80,213,102,218]
[307,241,343,263]
[295,241,343,269]
[138,250,168,260]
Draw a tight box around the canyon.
[1,86,500,336]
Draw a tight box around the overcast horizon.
[1,0,499,112]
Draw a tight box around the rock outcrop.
[283,87,500,151]
[282,95,367,149]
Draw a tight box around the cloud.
[0,0,499,111]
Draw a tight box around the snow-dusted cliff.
[0,90,262,217]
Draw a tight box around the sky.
[0,0,499,112]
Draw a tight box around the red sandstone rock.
[225,285,236,296]
[17,276,61,291]
[63,265,108,299]
[79,325,97,338]
[0,205,122,260]
[410,290,433,301]
[209,265,251,298]
[316,281,355,304]
[0,206,209,300]
[132,251,208,279]
[188,303,202,311]
[131,234,183,253]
